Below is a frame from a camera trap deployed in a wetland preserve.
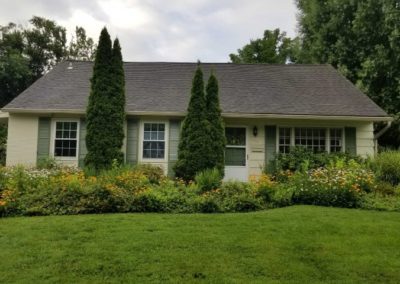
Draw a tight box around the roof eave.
[2,108,392,122]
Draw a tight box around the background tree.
[0,16,95,165]
[85,28,125,170]
[174,65,211,181]
[230,29,300,64]
[205,72,226,176]
[68,26,97,61]
[296,0,400,148]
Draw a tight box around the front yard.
[1,205,399,283]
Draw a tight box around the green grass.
[1,206,399,283]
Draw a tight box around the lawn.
[0,206,399,283]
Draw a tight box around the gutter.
[374,121,392,155]
[1,108,393,122]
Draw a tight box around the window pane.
[144,124,151,131]
[143,141,165,159]
[151,124,157,131]
[151,132,157,140]
[225,128,246,146]
[225,147,246,166]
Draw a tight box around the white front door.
[224,127,248,181]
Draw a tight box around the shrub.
[269,147,361,179]
[135,164,165,184]
[37,157,59,170]
[250,174,276,203]
[195,168,222,193]
[288,159,375,208]
[372,151,400,185]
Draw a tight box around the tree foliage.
[296,0,400,147]
[0,16,95,108]
[174,66,211,181]
[205,72,226,175]
[68,26,97,61]
[85,28,125,170]
[230,29,301,64]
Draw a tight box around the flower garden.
[1,149,400,217]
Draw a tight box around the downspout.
[373,121,392,155]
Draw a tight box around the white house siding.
[6,114,39,166]
[356,122,374,157]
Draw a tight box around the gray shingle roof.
[3,61,389,118]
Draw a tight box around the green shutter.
[78,118,87,167]
[126,118,139,165]
[37,117,51,164]
[345,127,357,155]
[168,120,181,177]
[265,125,277,173]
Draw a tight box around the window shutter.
[37,117,51,164]
[168,120,181,177]
[345,127,357,155]
[78,118,87,167]
[126,118,139,165]
[265,125,277,173]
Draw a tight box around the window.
[225,127,246,166]
[54,121,78,157]
[278,127,343,154]
[279,128,291,153]
[143,123,165,159]
[294,128,326,153]
[330,128,343,152]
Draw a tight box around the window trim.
[138,120,169,162]
[276,126,345,154]
[50,118,80,161]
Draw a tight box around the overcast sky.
[0,0,298,62]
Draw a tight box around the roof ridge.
[63,59,331,67]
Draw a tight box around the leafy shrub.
[269,147,361,179]
[195,168,222,193]
[372,151,400,185]
[360,192,400,211]
[135,164,165,184]
[250,174,276,203]
[37,157,59,170]
[288,159,375,208]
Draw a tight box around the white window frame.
[224,125,249,168]
[276,126,345,154]
[50,118,80,161]
[138,120,169,162]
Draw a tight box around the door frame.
[224,125,249,181]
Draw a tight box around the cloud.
[0,0,298,62]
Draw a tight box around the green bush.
[286,159,375,208]
[37,157,59,170]
[134,164,165,184]
[195,168,222,193]
[269,147,361,179]
[372,151,400,185]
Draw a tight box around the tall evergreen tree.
[205,72,226,176]
[85,28,125,170]
[174,65,211,181]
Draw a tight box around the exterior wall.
[356,122,374,157]
[225,118,376,179]
[5,113,376,179]
[6,114,39,166]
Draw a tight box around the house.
[1,61,391,181]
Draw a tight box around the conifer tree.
[205,72,226,176]
[85,28,125,170]
[174,65,211,181]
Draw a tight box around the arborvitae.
[85,28,125,170]
[205,72,226,176]
[174,66,211,181]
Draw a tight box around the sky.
[0,0,298,62]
